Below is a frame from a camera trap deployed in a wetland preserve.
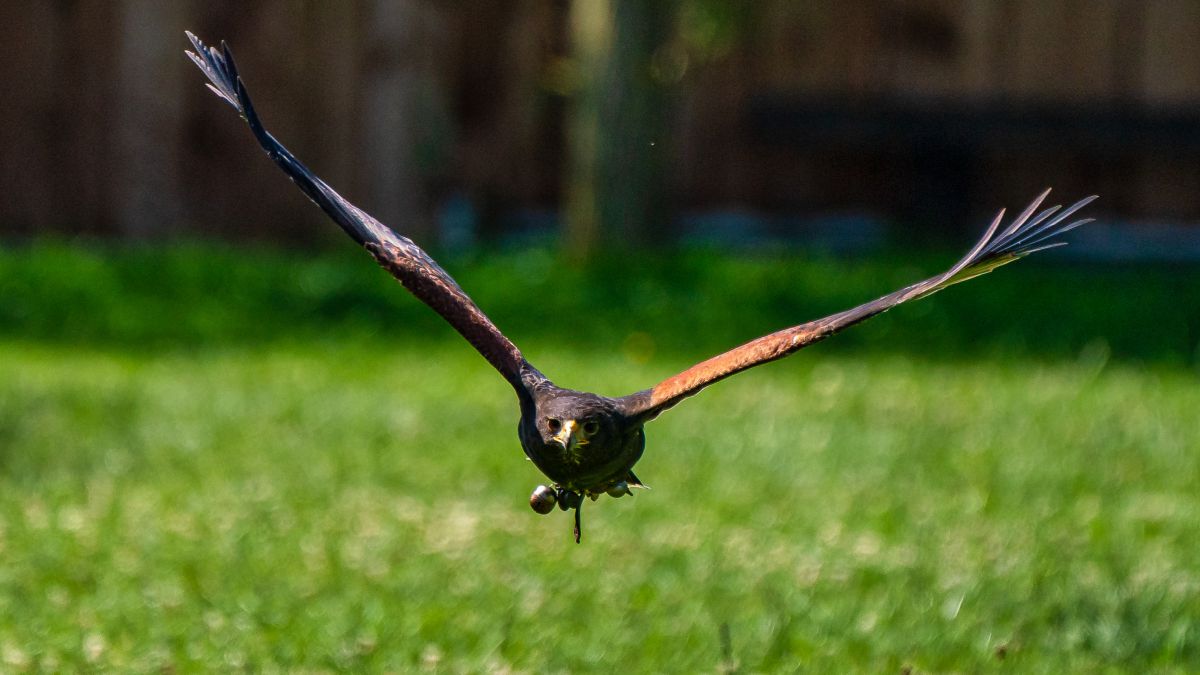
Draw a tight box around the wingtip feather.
[998,187,1051,239]
[943,206,1004,281]
[931,192,1096,292]
[185,32,250,114]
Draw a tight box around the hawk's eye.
[582,420,600,436]
[547,418,562,433]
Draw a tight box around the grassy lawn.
[1,243,1198,671]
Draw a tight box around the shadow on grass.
[2,240,1197,367]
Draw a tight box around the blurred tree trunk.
[566,0,676,257]
[361,0,452,245]
[114,0,186,237]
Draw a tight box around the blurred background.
[4,0,1200,257]
[2,2,1200,671]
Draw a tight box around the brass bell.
[529,485,557,514]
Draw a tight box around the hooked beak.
[551,419,579,453]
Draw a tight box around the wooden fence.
[2,1,1199,242]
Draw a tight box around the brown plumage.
[187,33,1096,543]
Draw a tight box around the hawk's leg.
[551,487,584,543]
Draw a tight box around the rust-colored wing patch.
[187,33,529,390]
[624,190,1096,421]
[365,240,526,385]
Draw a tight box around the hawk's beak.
[552,419,578,453]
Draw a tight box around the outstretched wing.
[621,190,1096,421]
[186,33,538,394]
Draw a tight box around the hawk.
[187,33,1096,542]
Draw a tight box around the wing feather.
[186,33,537,394]
[621,191,1096,421]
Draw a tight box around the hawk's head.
[518,388,646,522]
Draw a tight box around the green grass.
[1,242,1198,671]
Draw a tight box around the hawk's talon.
[606,481,633,498]
[555,487,582,511]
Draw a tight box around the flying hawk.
[187,33,1096,543]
